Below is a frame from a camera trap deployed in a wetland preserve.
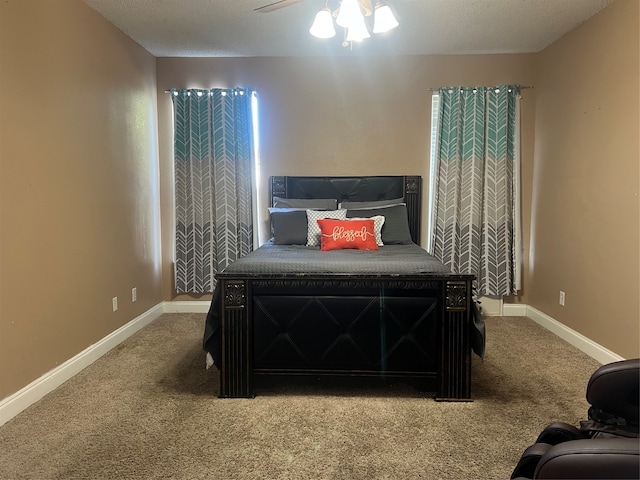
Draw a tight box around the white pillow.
[306,209,347,246]
[349,215,385,246]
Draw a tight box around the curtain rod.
[164,87,534,93]
[163,88,248,93]
[427,85,533,91]
[163,86,534,93]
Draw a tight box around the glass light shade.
[346,14,371,42]
[336,0,362,29]
[372,3,399,33]
[309,8,336,38]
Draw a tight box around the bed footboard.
[218,276,474,400]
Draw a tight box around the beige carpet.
[0,314,601,480]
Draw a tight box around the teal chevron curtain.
[171,88,257,294]
[431,86,521,296]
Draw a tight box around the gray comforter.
[219,239,453,276]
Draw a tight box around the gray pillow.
[269,208,308,245]
[273,197,337,210]
[340,197,404,209]
[346,204,413,245]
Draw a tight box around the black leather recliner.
[511,358,640,479]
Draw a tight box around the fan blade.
[254,0,304,13]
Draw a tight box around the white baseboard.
[162,300,211,313]
[502,303,623,364]
[0,303,164,427]
[478,296,503,316]
[502,303,528,316]
[525,306,624,365]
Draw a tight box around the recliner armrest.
[536,422,586,445]
[510,443,553,479]
[534,437,640,479]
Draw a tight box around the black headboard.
[270,176,422,245]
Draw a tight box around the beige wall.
[0,1,162,400]
[156,55,537,302]
[528,0,639,359]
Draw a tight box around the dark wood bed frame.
[216,175,475,401]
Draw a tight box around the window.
[426,92,439,254]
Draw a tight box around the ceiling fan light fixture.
[336,0,362,29]
[308,0,398,46]
[346,14,371,42]
[310,7,336,38]
[372,2,399,33]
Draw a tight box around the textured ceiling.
[82,0,614,57]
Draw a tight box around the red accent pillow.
[316,218,379,251]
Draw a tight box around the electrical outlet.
[559,291,565,306]
[132,287,137,302]
[112,297,118,312]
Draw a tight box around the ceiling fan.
[254,0,305,13]
[254,0,398,46]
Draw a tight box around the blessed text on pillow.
[316,218,379,251]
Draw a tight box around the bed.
[204,175,483,401]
